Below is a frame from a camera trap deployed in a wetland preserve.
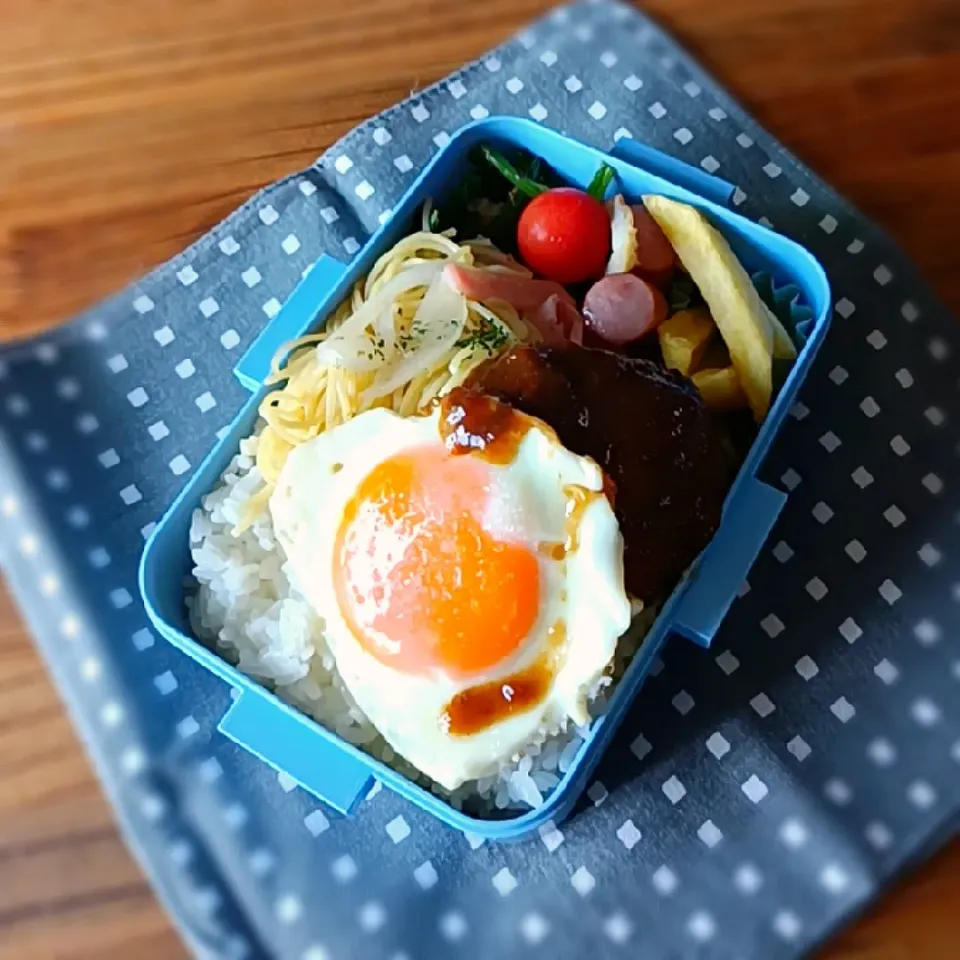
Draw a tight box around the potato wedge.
[658,307,715,375]
[692,366,749,412]
[643,194,776,421]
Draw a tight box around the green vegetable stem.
[480,146,548,199]
[481,146,615,203]
[585,164,615,201]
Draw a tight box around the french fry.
[658,308,715,375]
[692,366,749,411]
[643,194,779,422]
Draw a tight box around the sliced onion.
[315,262,446,371]
[361,272,468,404]
[605,195,638,275]
[466,239,534,277]
[374,302,398,358]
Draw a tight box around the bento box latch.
[608,138,736,207]
[234,255,348,392]
[671,476,786,647]
[218,689,374,815]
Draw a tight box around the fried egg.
[270,404,630,791]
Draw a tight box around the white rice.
[188,434,652,814]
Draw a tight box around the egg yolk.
[334,446,540,677]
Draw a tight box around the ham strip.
[445,263,585,345]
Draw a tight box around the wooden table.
[1,1,957,957]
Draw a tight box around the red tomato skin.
[517,188,611,284]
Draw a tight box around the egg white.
[270,406,631,791]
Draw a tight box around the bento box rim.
[139,115,832,840]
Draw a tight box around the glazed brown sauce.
[439,387,531,464]
[563,483,602,556]
[442,622,565,737]
[539,541,566,562]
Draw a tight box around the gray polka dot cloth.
[1,2,957,958]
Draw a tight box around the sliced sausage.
[631,205,677,282]
[582,273,669,346]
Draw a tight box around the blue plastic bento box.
[139,117,832,841]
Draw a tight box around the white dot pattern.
[571,865,596,896]
[331,854,358,883]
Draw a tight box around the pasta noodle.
[237,229,534,530]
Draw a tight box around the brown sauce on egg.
[539,541,566,562]
[442,622,566,736]
[563,483,603,556]
[443,668,551,737]
[439,388,531,464]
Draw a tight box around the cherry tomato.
[630,205,677,284]
[517,188,611,284]
[582,274,669,346]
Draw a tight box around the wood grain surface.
[0,1,958,958]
